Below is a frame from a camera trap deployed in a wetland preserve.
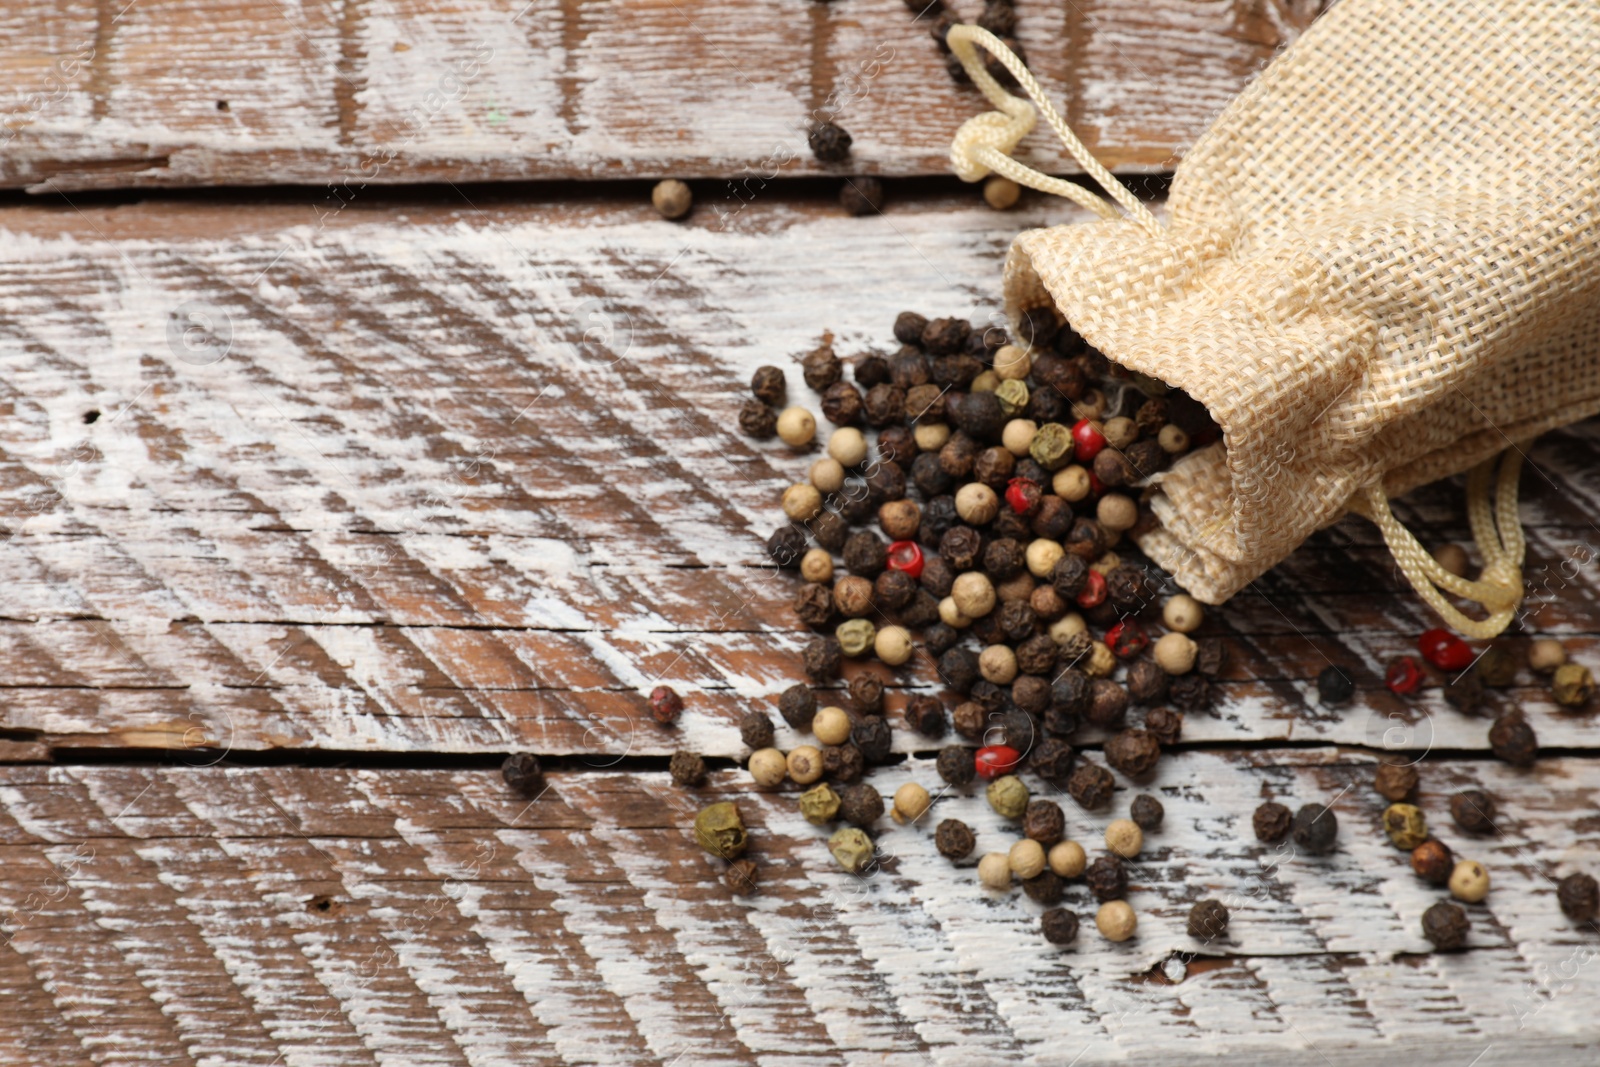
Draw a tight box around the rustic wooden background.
[0,2,1597,1064]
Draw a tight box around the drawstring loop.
[946,25,1163,237]
[1351,449,1527,639]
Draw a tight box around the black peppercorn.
[932,353,982,390]
[1475,643,1518,687]
[852,716,894,764]
[838,782,885,827]
[1028,497,1073,542]
[501,752,544,797]
[939,432,979,478]
[801,344,842,391]
[1134,397,1168,436]
[808,122,853,162]
[924,622,960,656]
[1033,352,1086,400]
[891,350,932,390]
[973,446,1016,490]
[1029,738,1076,784]
[738,399,778,438]
[948,390,1003,439]
[766,525,807,569]
[939,647,980,694]
[935,817,976,860]
[1105,728,1161,778]
[1316,665,1355,705]
[912,452,953,497]
[922,317,971,356]
[1130,793,1164,831]
[1187,899,1229,940]
[1422,900,1470,951]
[931,11,957,51]
[1557,872,1599,922]
[879,426,918,466]
[740,710,775,750]
[1008,677,1047,719]
[856,354,891,389]
[1168,673,1213,713]
[1092,448,1137,488]
[1442,668,1484,713]
[1063,518,1107,560]
[820,380,863,426]
[901,594,942,638]
[803,636,843,682]
[1085,679,1129,729]
[1253,801,1291,842]
[1449,788,1497,833]
[823,742,865,783]
[921,497,959,546]
[841,531,887,578]
[669,750,707,788]
[1194,636,1229,677]
[936,745,977,786]
[840,178,886,216]
[903,694,946,738]
[839,491,876,524]
[1025,386,1069,425]
[1291,803,1338,855]
[863,383,907,427]
[893,311,929,346]
[1066,761,1115,809]
[1125,439,1168,478]
[1085,854,1127,901]
[981,537,1024,580]
[1104,565,1152,615]
[865,462,906,505]
[874,568,917,612]
[938,529,982,575]
[751,365,786,405]
[1051,554,1088,599]
[778,684,818,730]
[812,511,848,552]
[919,555,956,598]
[1124,660,1169,706]
[995,600,1038,643]
[725,858,760,895]
[1143,707,1183,747]
[905,384,947,426]
[793,583,834,627]
[848,674,884,716]
[994,708,1034,752]
[1041,908,1080,945]
[1489,712,1538,767]
[1023,799,1066,846]
[1023,869,1065,904]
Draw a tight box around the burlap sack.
[947,1,1600,638]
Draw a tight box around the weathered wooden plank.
[0,0,1325,191]
[0,756,1596,1065]
[0,194,1597,757]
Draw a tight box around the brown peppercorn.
[905,383,947,425]
[1143,707,1183,747]
[878,500,921,543]
[1134,397,1168,436]
[1105,728,1161,778]
[1489,712,1538,767]
[1449,788,1497,833]
[940,432,979,479]
[649,685,684,725]
[501,752,545,797]
[1066,761,1115,809]
[1125,438,1169,478]
[1476,643,1518,687]
[1085,854,1127,901]
[1023,799,1067,846]
[935,818,977,860]
[894,310,929,345]
[1422,900,1470,951]
[937,745,977,786]
[1130,794,1164,830]
[739,711,775,750]
[767,525,807,569]
[852,716,893,764]
[751,364,787,405]
[1373,761,1419,802]
[802,636,843,683]
[1253,801,1291,842]
[920,555,956,598]
[1011,675,1051,716]
[820,380,864,426]
[1041,907,1080,945]
[1064,518,1108,560]
[1557,872,1599,922]
[1168,673,1213,713]
[739,399,779,438]
[1412,839,1454,884]
[1125,660,1170,706]
[1442,668,1484,713]
[1092,448,1138,488]
[951,700,986,740]
[973,447,1015,490]
[891,350,931,390]
[1013,634,1058,678]
[845,675,882,717]
[668,750,707,788]
[812,511,848,552]
[725,859,760,895]
[793,582,834,627]
[808,122,853,162]
[838,783,884,827]
[1029,738,1076,784]
[1023,869,1065,904]
[863,383,907,428]
[778,684,818,730]
[923,317,971,356]
[1291,803,1339,855]
[1085,678,1130,729]
[1187,899,1229,941]
[1030,583,1067,621]
[880,425,919,466]
[823,743,865,783]
[902,694,945,738]
[800,345,842,392]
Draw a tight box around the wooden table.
[0,3,1596,1064]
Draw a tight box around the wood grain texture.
[1,192,1599,759]
[0,755,1595,1065]
[0,0,1326,190]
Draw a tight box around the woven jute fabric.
[1000,0,1600,605]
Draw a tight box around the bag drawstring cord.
[1351,452,1527,640]
[947,23,1526,639]
[945,25,1163,238]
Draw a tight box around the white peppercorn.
[1025,538,1065,578]
[1052,465,1092,502]
[983,176,1020,210]
[892,782,931,824]
[875,625,914,666]
[1096,494,1138,532]
[1002,419,1037,456]
[777,407,816,446]
[1153,632,1198,675]
[979,644,1019,685]
[914,422,951,451]
[1434,542,1470,578]
[800,548,834,584]
[939,596,972,628]
[951,572,996,618]
[749,748,787,788]
[1102,416,1137,449]
[782,483,823,521]
[992,344,1031,380]
[1095,900,1137,942]
[651,179,693,219]
[1048,612,1087,644]
[978,852,1012,889]
[1528,637,1567,674]
[1156,424,1189,453]
[1009,838,1046,879]
[828,426,867,466]
[813,706,852,746]
[955,483,999,524]
[1105,818,1143,858]
[810,457,845,494]
[787,745,824,785]
[1449,859,1490,903]
[1162,594,1204,634]
[1048,840,1087,878]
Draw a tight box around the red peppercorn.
[1386,655,1424,695]
[975,745,1022,780]
[886,540,925,580]
[1105,620,1148,659]
[1087,471,1105,497]
[1075,569,1107,609]
[1419,628,1473,672]
[648,685,684,725]
[1071,419,1106,462]
[1005,477,1041,515]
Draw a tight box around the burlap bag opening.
[947,1,1600,638]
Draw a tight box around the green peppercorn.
[829,827,875,873]
[1029,422,1074,471]
[694,801,748,859]
[799,782,842,825]
[1383,803,1429,850]
[987,774,1030,819]
[836,618,877,658]
[1552,662,1594,707]
[994,378,1030,417]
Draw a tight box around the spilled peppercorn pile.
[542,303,1600,951]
